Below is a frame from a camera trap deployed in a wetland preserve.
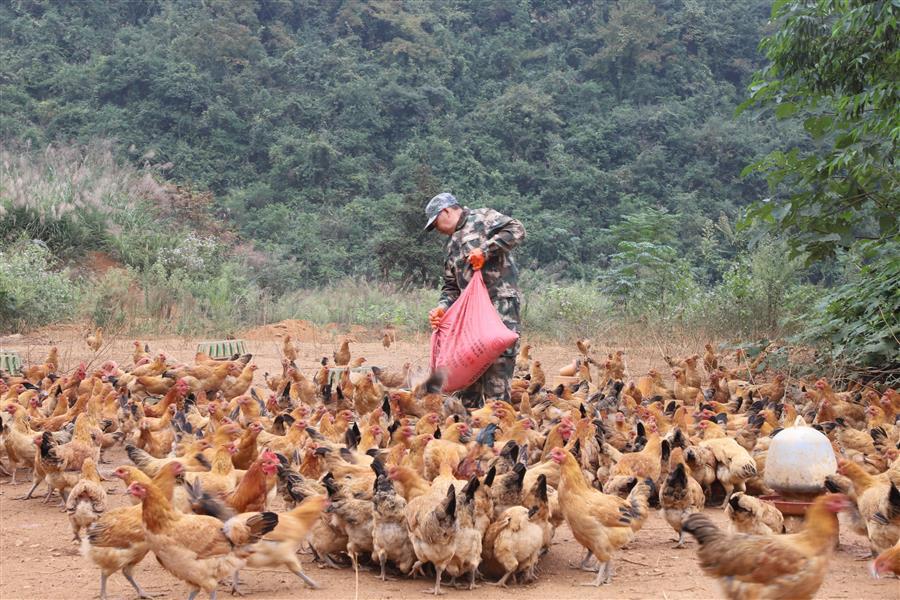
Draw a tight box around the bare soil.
[0,330,894,599]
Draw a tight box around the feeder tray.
[196,340,247,360]
[0,351,22,374]
[760,494,818,517]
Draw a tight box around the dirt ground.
[0,330,895,599]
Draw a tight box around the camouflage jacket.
[438,207,526,310]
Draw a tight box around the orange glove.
[429,307,445,329]
[468,248,485,270]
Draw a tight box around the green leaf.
[774,102,798,119]
[803,115,833,139]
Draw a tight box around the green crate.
[0,351,22,374]
[196,340,247,360]
[327,366,378,386]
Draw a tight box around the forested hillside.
[2,0,784,282]
[1,1,896,374]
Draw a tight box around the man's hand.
[429,307,445,329]
[467,248,485,270]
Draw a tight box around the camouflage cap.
[424,192,459,231]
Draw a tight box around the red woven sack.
[430,269,519,393]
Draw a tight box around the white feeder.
[764,418,837,496]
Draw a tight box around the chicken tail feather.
[682,513,724,546]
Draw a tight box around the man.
[424,192,525,407]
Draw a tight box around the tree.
[740,0,899,261]
[740,0,899,375]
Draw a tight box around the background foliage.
[0,0,896,376]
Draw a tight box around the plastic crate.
[0,351,22,374]
[196,340,247,360]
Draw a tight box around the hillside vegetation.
[0,1,896,376]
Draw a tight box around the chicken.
[65,458,107,542]
[491,462,527,517]
[35,431,84,503]
[352,372,383,415]
[482,505,545,586]
[188,451,280,515]
[82,503,152,600]
[659,451,705,548]
[725,492,785,535]
[2,403,38,484]
[550,447,652,585]
[683,444,717,499]
[372,474,416,579]
[838,459,900,553]
[673,368,701,405]
[445,476,489,589]
[236,494,327,591]
[610,430,664,481]
[184,443,243,498]
[87,327,103,352]
[406,484,458,595]
[371,363,411,389]
[282,335,298,363]
[515,343,533,376]
[135,415,175,458]
[528,361,546,393]
[872,541,900,578]
[127,475,278,600]
[683,494,850,600]
[333,337,352,366]
[325,494,375,572]
[703,343,719,373]
[221,364,257,401]
[124,442,209,478]
[700,436,758,506]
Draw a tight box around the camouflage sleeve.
[481,213,525,258]
[438,258,460,310]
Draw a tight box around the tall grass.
[1,142,813,345]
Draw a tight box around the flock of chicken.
[1,335,899,600]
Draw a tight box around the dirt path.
[0,331,894,599]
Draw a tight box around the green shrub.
[0,240,80,331]
[704,240,806,338]
[272,281,439,332]
[799,240,900,376]
[522,281,614,342]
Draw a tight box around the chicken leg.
[580,560,614,586]
[424,566,445,595]
[122,566,153,598]
[569,548,598,571]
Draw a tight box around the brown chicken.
[550,447,652,585]
[481,505,545,586]
[282,335,298,363]
[838,459,900,553]
[872,541,900,578]
[333,337,352,366]
[65,458,107,541]
[405,484,459,595]
[725,492,785,535]
[81,468,155,600]
[372,474,416,579]
[673,368,702,405]
[86,327,103,352]
[2,403,38,484]
[683,494,850,600]
[660,450,706,547]
[703,343,718,372]
[237,494,327,590]
[128,477,278,599]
